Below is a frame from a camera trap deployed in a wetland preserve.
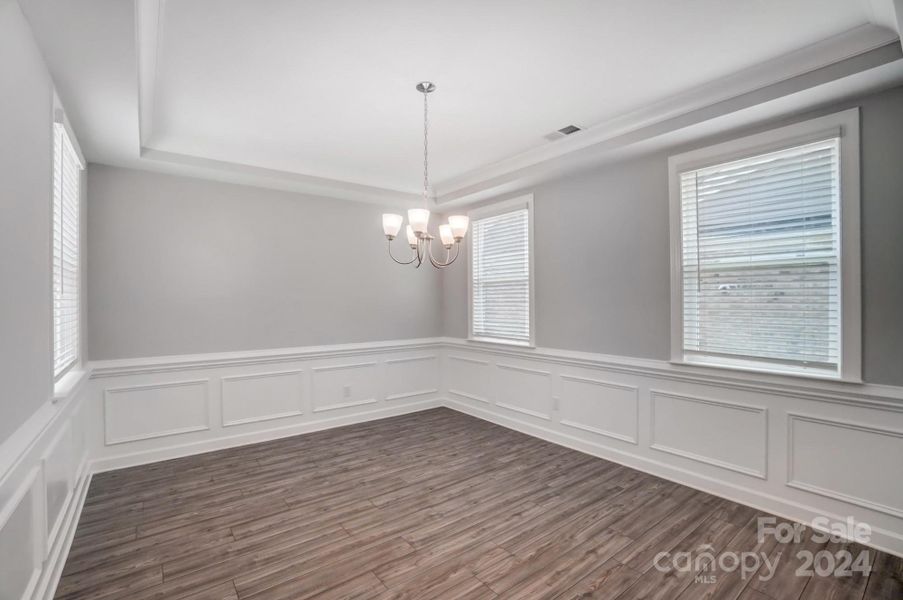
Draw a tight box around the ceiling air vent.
[544,124,582,141]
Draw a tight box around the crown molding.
[134,7,901,208]
[433,25,902,206]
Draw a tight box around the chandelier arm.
[387,239,417,265]
[414,238,425,268]
[428,240,459,268]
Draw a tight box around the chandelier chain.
[423,89,429,201]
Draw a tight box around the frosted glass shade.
[439,224,454,246]
[405,225,417,246]
[448,215,469,239]
[382,213,403,237]
[408,208,430,234]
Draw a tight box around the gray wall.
[0,0,55,443]
[86,165,444,359]
[442,85,903,386]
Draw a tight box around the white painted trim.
[448,389,491,404]
[786,413,903,519]
[447,355,491,366]
[89,338,442,377]
[33,467,91,600]
[668,108,862,382]
[649,390,768,480]
[385,389,439,401]
[467,194,536,347]
[311,398,379,413]
[496,363,550,377]
[440,338,903,411]
[90,399,440,473]
[102,379,211,445]
[383,354,438,365]
[559,374,639,445]
[442,397,903,559]
[41,424,74,551]
[495,402,553,421]
[220,369,305,427]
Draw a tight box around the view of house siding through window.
[680,138,840,374]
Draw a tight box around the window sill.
[467,337,536,350]
[53,367,89,404]
[672,356,860,385]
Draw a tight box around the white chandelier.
[381,82,468,268]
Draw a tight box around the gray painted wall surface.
[87,165,444,359]
[0,1,55,443]
[442,85,903,386]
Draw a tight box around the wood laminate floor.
[58,408,901,600]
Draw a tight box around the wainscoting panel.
[103,380,210,445]
[560,375,639,444]
[437,339,903,557]
[0,369,91,600]
[447,355,492,404]
[41,423,73,548]
[650,390,767,479]
[86,340,444,474]
[311,362,379,413]
[496,363,553,420]
[0,468,42,600]
[221,370,303,427]
[788,414,903,519]
[385,355,439,401]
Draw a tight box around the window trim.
[51,100,85,384]
[467,194,536,348]
[668,108,861,382]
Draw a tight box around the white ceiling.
[17,0,903,205]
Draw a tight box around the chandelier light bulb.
[439,224,454,247]
[448,215,469,240]
[405,225,418,247]
[408,209,430,235]
[382,213,403,238]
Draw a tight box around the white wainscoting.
[85,339,444,473]
[7,335,903,600]
[437,338,903,557]
[221,370,303,427]
[650,390,768,479]
[787,414,903,519]
[0,372,91,600]
[104,380,210,444]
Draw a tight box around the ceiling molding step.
[134,147,421,207]
[136,0,163,150]
[433,24,900,205]
[435,30,903,209]
[863,0,903,41]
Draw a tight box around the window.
[52,117,83,378]
[469,196,534,346]
[669,109,860,380]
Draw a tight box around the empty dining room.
[2,1,903,599]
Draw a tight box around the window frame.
[467,194,536,348]
[51,103,85,382]
[668,108,861,382]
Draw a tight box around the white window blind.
[679,138,841,376]
[53,123,82,378]
[471,207,531,344]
